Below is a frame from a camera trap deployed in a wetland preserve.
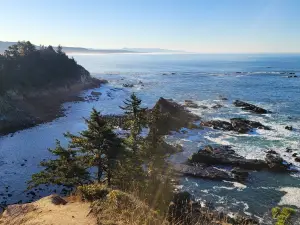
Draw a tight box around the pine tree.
[120,93,147,153]
[143,104,166,175]
[67,108,124,185]
[57,45,64,55]
[28,140,89,189]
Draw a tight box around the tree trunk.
[97,164,102,183]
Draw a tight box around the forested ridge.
[0,41,90,95]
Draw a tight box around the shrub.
[77,184,110,201]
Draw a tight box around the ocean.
[1,53,300,223]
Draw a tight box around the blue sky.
[1,0,300,53]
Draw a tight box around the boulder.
[292,153,298,157]
[51,195,67,205]
[233,100,271,114]
[285,126,293,131]
[295,157,300,162]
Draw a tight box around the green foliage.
[272,206,296,225]
[120,93,147,153]
[77,184,110,201]
[28,140,90,189]
[0,41,89,95]
[67,108,124,185]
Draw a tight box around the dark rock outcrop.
[189,145,268,170]
[173,163,235,181]
[265,153,290,172]
[201,118,270,133]
[285,126,293,131]
[184,100,199,108]
[233,100,271,114]
[154,97,200,134]
[201,120,233,131]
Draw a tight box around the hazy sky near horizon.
[1,0,300,53]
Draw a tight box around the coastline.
[0,78,107,136]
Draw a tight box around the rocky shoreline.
[0,78,107,136]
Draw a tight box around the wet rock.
[122,83,134,88]
[266,150,278,154]
[295,157,300,162]
[285,126,293,131]
[184,100,199,108]
[91,91,101,96]
[211,104,223,109]
[201,118,270,133]
[231,118,270,132]
[189,145,268,170]
[173,163,235,181]
[286,148,293,153]
[292,153,298,157]
[219,95,228,101]
[231,167,249,181]
[265,153,289,171]
[201,120,233,131]
[233,100,271,114]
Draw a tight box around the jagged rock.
[265,153,289,172]
[285,126,293,131]
[201,118,270,133]
[184,100,199,108]
[173,163,235,181]
[201,120,233,131]
[231,167,249,181]
[189,145,268,170]
[233,100,271,114]
[154,97,200,134]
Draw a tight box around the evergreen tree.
[28,140,89,188]
[57,45,64,55]
[67,108,124,185]
[143,104,166,175]
[120,93,147,153]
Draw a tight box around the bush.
[272,206,296,225]
[77,184,110,201]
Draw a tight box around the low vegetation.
[272,206,296,225]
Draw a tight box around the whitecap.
[278,187,300,207]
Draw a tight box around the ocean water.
[1,53,300,222]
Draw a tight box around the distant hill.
[122,48,184,53]
[0,41,181,54]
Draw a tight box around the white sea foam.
[223,181,247,190]
[278,187,300,207]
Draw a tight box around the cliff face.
[0,77,107,136]
[0,195,96,225]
